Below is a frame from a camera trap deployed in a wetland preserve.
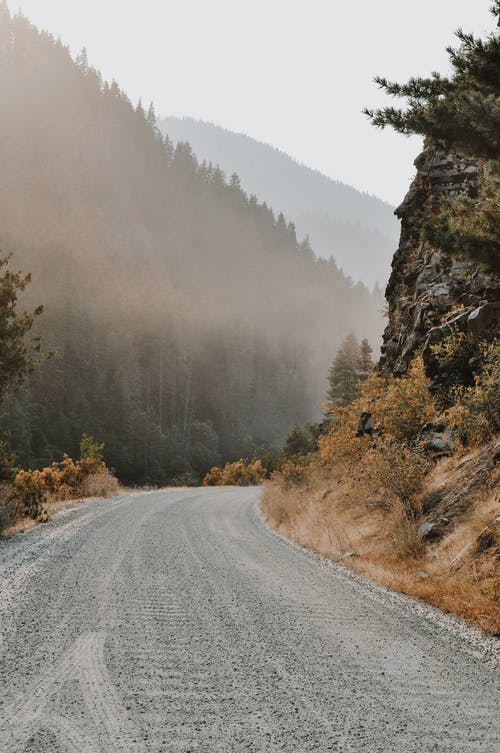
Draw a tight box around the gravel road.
[0,487,498,753]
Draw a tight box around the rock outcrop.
[380,144,499,381]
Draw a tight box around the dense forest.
[0,5,382,484]
[160,116,399,286]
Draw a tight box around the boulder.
[419,516,450,541]
[416,421,454,456]
[467,301,500,339]
[415,266,440,293]
[428,283,450,310]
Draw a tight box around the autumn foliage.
[1,435,119,533]
[262,356,500,633]
[203,458,265,487]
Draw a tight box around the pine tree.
[229,172,241,191]
[327,334,362,407]
[75,47,89,75]
[365,5,500,270]
[364,7,500,159]
[282,423,319,460]
[135,98,145,119]
[147,101,156,127]
[359,338,374,379]
[0,255,43,398]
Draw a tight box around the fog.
[0,8,381,482]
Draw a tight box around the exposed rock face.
[415,421,454,457]
[380,145,499,379]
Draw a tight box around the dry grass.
[78,469,121,498]
[261,447,500,634]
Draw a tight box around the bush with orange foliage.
[11,435,118,524]
[203,458,265,487]
[446,340,500,445]
[203,466,224,486]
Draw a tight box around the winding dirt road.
[0,488,498,752]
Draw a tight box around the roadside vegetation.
[0,255,119,536]
[0,434,120,537]
[262,347,499,634]
[203,458,266,487]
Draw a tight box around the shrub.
[373,443,427,507]
[80,433,105,464]
[431,327,476,372]
[170,472,199,487]
[0,483,18,533]
[447,340,500,444]
[203,458,265,486]
[381,359,436,442]
[251,446,277,477]
[221,459,265,486]
[12,435,118,519]
[203,466,224,486]
[79,469,120,498]
[13,469,47,520]
[277,459,309,489]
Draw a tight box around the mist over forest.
[160,117,399,287]
[0,6,383,483]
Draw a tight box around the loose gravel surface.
[0,487,498,753]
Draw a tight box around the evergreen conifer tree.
[327,334,362,407]
[359,338,374,379]
[365,5,499,270]
[0,255,43,398]
[147,101,156,127]
[75,47,89,74]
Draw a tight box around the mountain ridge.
[159,116,400,286]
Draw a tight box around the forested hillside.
[160,117,399,286]
[0,6,382,484]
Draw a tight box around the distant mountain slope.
[159,117,399,286]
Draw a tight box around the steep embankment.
[159,116,398,286]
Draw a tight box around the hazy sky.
[10,1,495,205]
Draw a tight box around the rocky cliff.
[380,144,499,383]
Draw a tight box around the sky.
[10,1,496,205]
